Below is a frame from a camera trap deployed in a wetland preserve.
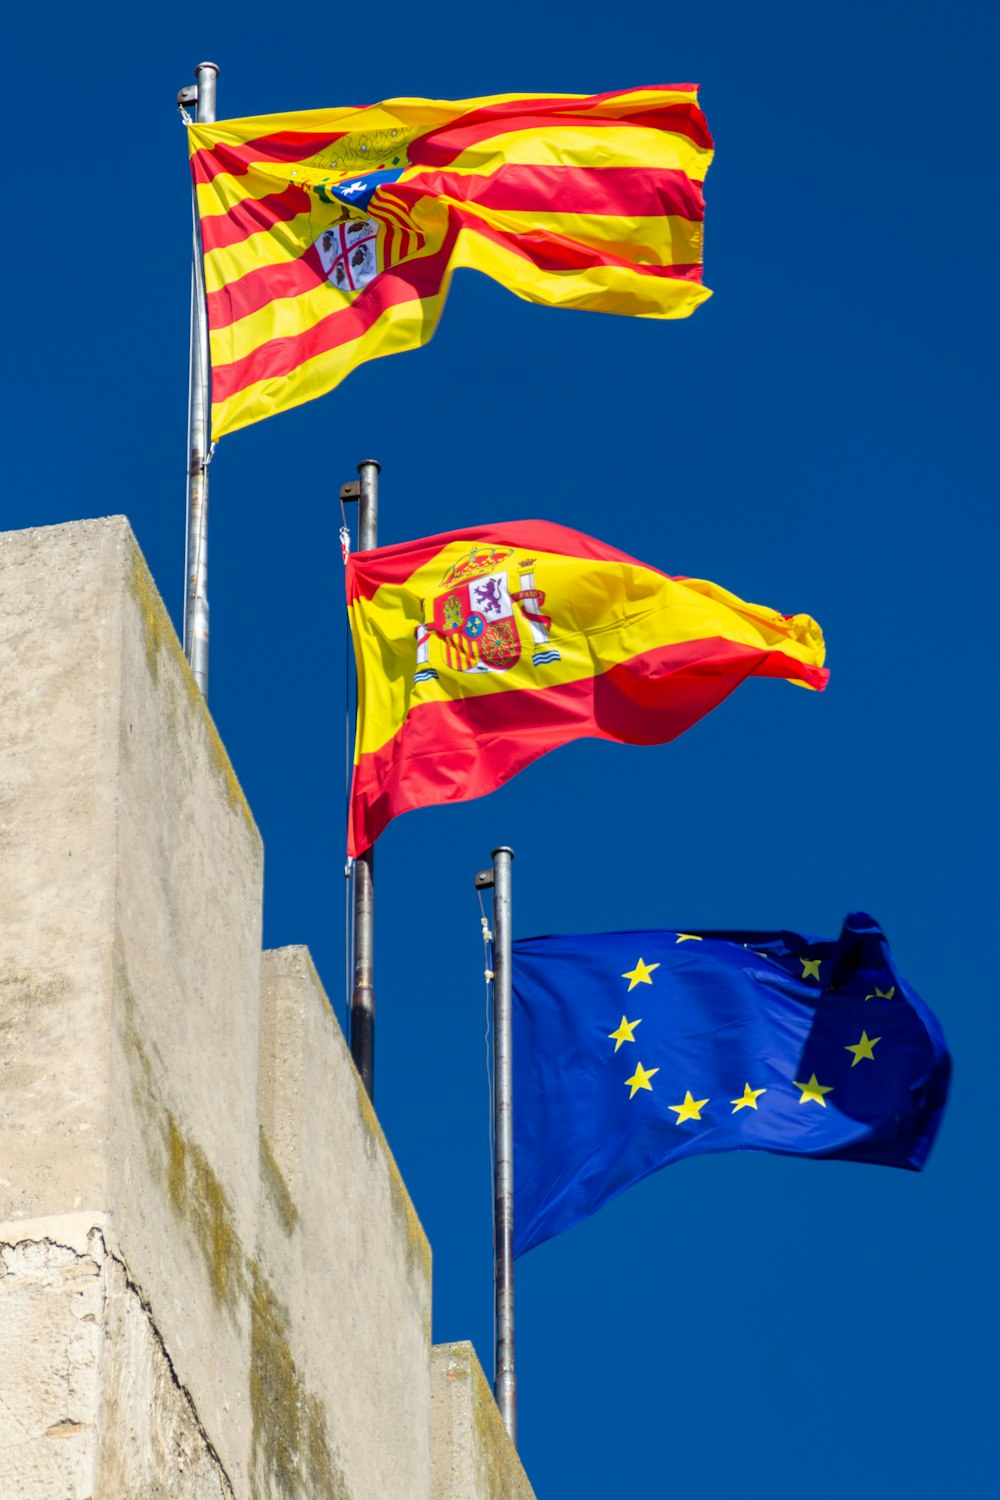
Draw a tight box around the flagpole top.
[492,847,515,860]
[195,61,220,75]
[357,458,382,474]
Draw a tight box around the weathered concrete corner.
[0,515,265,1491]
[431,1343,536,1500]
[257,947,432,1500]
[0,516,534,1500]
[0,1227,234,1499]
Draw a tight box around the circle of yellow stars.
[609,942,893,1123]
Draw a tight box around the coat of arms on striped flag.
[316,219,382,294]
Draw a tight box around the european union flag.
[512,914,950,1257]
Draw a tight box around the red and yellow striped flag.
[347,522,828,855]
[188,86,713,438]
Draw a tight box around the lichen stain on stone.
[464,1350,536,1500]
[388,1152,433,1297]
[259,1127,300,1236]
[305,1393,345,1500]
[299,957,431,1298]
[165,1111,244,1314]
[352,1070,432,1295]
[248,1261,350,1500]
[115,952,163,1171]
[126,542,258,836]
[248,1264,299,1499]
[127,543,174,686]
[166,1109,187,1215]
[467,1350,534,1500]
[116,947,244,1316]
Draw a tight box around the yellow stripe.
[195,168,296,218]
[192,104,708,229]
[202,209,318,294]
[211,290,447,438]
[208,277,349,366]
[203,188,702,297]
[202,202,353,294]
[211,218,706,433]
[453,207,704,268]
[196,88,712,437]
[187,89,701,154]
[210,214,448,367]
[451,224,710,318]
[350,544,825,758]
[198,118,708,291]
[210,204,701,365]
[418,124,710,180]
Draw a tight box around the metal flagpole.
[182,61,218,698]
[477,845,518,1446]
[348,459,380,1099]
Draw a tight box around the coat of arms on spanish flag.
[347,522,828,855]
[187,85,713,438]
[417,547,560,677]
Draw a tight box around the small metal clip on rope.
[177,82,198,127]
[344,856,355,879]
[339,526,352,565]
[202,441,217,470]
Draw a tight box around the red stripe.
[190,87,707,186]
[377,201,419,264]
[347,520,672,600]
[206,245,328,331]
[201,160,700,266]
[347,637,827,855]
[209,158,703,391]
[585,84,700,101]
[403,164,704,220]
[452,206,702,280]
[204,162,700,325]
[377,193,424,246]
[411,90,708,142]
[205,187,429,332]
[190,130,346,185]
[381,178,702,279]
[200,184,312,253]
[202,182,695,336]
[211,225,458,404]
[407,102,712,170]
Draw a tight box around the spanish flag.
[347,522,828,856]
[188,86,713,438]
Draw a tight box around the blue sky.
[8,2,996,1494]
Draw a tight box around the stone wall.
[431,1344,536,1500]
[0,518,532,1500]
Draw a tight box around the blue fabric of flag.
[511,913,950,1258]
[321,167,405,210]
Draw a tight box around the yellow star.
[624,1061,659,1099]
[794,1073,833,1106]
[800,957,822,982]
[622,957,660,991]
[845,1030,881,1066]
[730,1082,767,1113]
[865,985,895,1002]
[608,1015,642,1052]
[675,933,703,943]
[669,1091,709,1123]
